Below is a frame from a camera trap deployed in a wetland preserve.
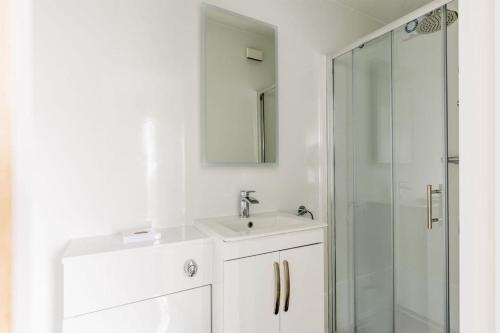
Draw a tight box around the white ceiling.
[336,0,435,23]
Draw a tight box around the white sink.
[195,212,326,241]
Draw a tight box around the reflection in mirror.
[203,5,277,164]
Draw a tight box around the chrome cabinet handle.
[273,262,281,315]
[283,260,290,312]
[426,185,442,230]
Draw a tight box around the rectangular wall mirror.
[202,5,278,164]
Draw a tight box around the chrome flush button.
[184,259,198,277]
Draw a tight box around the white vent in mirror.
[246,47,263,61]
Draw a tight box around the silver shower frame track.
[327,0,454,60]
[325,0,455,332]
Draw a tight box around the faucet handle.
[240,190,256,198]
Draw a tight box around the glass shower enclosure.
[329,3,458,333]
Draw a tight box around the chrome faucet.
[240,190,259,218]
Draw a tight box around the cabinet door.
[63,286,211,333]
[279,244,325,333]
[224,252,280,333]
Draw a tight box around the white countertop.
[63,225,210,262]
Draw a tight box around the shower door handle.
[426,185,442,229]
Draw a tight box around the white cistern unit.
[62,226,213,333]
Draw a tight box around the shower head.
[417,9,459,34]
[417,10,441,34]
[447,10,459,26]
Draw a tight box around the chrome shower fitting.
[417,9,459,34]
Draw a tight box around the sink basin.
[195,212,326,241]
[219,215,303,233]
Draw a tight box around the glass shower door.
[352,34,393,333]
[332,33,394,333]
[392,8,448,333]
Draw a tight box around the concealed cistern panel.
[63,226,213,318]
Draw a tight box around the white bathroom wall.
[187,0,382,222]
[459,0,496,331]
[10,1,382,333]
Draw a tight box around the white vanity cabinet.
[195,212,327,333]
[224,243,324,333]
